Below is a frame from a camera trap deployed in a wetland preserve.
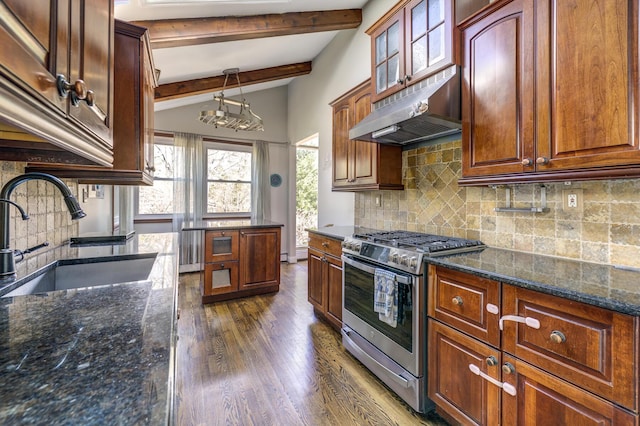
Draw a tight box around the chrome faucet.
[0,172,86,277]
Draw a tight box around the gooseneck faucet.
[0,172,86,277]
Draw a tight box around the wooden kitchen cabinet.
[427,264,640,424]
[0,0,114,167]
[331,80,403,192]
[26,20,158,185]
[202,226,281,303]
[368,0,456,102]
[460,0,640,185]
[307,232,343,330]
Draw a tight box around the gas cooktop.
[342,230,485,275]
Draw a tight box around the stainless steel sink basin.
[1,253,158,297]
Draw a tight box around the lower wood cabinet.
[427,264,640,425]
[202,226,281,303]
[307,232,343,330]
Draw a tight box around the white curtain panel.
[251,140,271,221]
[173,132,205,270]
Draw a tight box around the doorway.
[295,134,318,258]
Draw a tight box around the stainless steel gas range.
[341,230,485,413]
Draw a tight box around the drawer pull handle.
[452,296,463,306]
[486,356,498,367]
[469,364,517,396]
[550,330,566,344]
[499,315,540,330]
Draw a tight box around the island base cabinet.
[428,319,501,426]
[501,354,638,426]
[239,228,281,290]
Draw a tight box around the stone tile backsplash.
[1,162,79,254]
[354,139,640,268]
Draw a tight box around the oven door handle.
[341,329,411,388]
[341,256,411,285]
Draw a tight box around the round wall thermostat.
[270,173,282,187]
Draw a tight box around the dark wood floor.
[175,262,448,426]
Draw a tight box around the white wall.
[287,0,390,227]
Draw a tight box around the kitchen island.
[0,232,179,425]
[182,219,283,303]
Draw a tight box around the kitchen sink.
[1,253,158,297]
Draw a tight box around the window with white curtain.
[205,142,252,215]
[135,136,253,219]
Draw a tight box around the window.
[205,143,252,215]
[295,135,318,247]
[137,137,175,216]
[136,136,253,219]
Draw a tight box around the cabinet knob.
[145,162,156,172]
[536,156,549,165]
[452,296,463,306]
[501,362,515,375]
[549,330,566,344]
[521,158,533,166]
[56,75,88,105]
[322,242,328,247]
[397,75,412,85]
[485,356,498,367]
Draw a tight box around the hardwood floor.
[175,262,448,426]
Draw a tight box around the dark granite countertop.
[425,247,640,316]
[0,232,179,425]
[306,225,378,241]
[181,219,283,231]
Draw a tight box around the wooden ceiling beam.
[155,62,312,101]
[133,9,362,49]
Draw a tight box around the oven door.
[341,255,423,377]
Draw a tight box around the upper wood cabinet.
[0,0,114,166]
[368,0,456,102]
[26,20,158,185]
[331,80,403,191]
[460,0,640,185]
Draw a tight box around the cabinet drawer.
[204,230,239,262]
[502,285,639,411]
[308,233,342,258]
[428,265,501,347]
[203,261,239,296]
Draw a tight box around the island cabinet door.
[204,230,239,263]
[203,261,239,296]
[239,227,281,290]
[501,354,638,426]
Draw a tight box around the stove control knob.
[409,257,418,268]
[400,255,408,265]
[353,242,361,251]
[390,251,399,263]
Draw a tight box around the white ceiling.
[114,0,370,111]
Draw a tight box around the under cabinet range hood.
[349,65,461,145]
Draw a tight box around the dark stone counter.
[0,232,179,425]
[182,219,283,231]
[306,225,378,241]
[425,247,640,316]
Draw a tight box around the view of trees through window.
[138,142,174,215]
[207,147,251,213]
[296,138,318,247]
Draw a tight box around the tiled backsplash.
[1,162,79,253]
[355,140,640,268]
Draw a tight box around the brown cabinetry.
[307,232,343,330]
[331,80,403,192]
[460,0,640,185]
[368,0,456,102]
[427,264,640,425]
[202,226,281,303]
[26,20,158,185]
[0,0,114,166]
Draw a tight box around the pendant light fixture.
[199,68,264,131]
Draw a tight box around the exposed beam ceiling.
[134,9,362,49]
[155,62,312,101]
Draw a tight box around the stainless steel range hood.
[349,65,461,145]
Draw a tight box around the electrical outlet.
[562,189,583,211]
[375,195,381,207]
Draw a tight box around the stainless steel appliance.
[341,230,485,413]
